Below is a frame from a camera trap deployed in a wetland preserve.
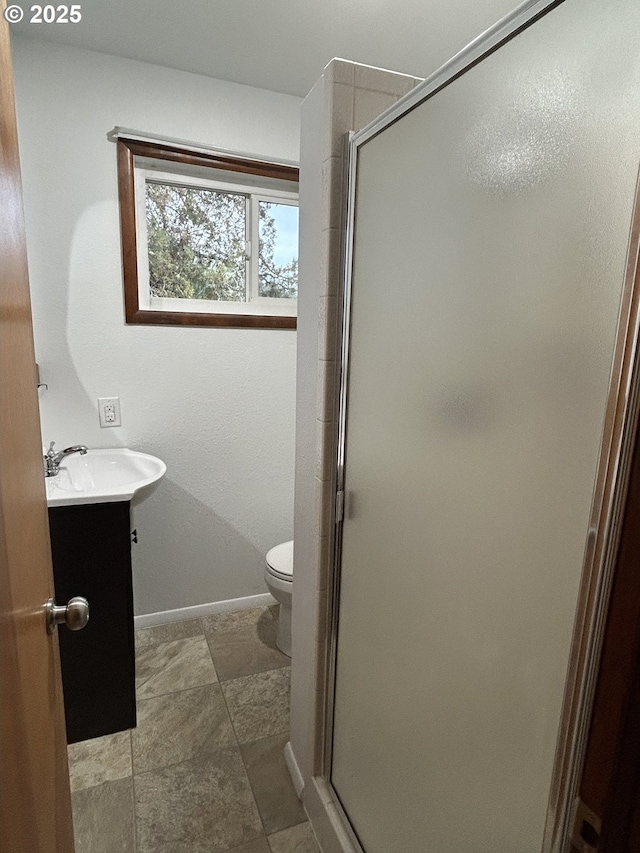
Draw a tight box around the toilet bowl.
[264,540,293,657]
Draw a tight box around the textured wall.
[13,37,301,615]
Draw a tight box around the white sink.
[45,448,166,507]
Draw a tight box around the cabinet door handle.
[46,596,90,634]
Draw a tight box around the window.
[116,138,299,329]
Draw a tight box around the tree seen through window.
[145,183,298,302]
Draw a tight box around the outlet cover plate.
[98,397,122,428]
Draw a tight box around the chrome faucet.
[44,442,88,477]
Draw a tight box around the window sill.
[125,307,297,330]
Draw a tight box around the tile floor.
[67,606,320,853]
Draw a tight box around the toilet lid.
[266,540,293,579]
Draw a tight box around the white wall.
[12,37,301,616]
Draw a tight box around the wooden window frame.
[116,137,299,330]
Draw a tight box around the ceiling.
[12,0,518,97]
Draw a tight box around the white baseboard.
[284,741,305,799]
[134,592,277,629]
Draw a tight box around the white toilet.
[264,540,293,657]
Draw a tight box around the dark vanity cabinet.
[48,501,136,744]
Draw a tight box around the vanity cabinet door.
[48,501,136,744]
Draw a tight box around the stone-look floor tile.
[227,840,271,853]
[136,635,217,699]
[134,749,263,853]
[71,778,135,853]
[203,608,273,634]
[68,730,132,792]
[240,733,306,834]
[268,823,319,853]
[133,683,235,774]
[203,608,289,681]
[222,668,290,744]
[135,619,203,653]
[142,838,272,853]
[137,839,272,853]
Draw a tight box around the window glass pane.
[258,201,298,298]
[145,182,246,302]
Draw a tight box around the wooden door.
[0,5,75,851]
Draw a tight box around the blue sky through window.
[270,203,299,266]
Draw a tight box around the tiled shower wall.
[291,59,422,845]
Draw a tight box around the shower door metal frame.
[320,1,640,850]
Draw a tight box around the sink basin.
[45,448,166,507]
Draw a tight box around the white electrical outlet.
[98,397,122,428]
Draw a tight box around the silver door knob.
[46,596,90,634]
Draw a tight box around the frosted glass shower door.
[330,1,640,851]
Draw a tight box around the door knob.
[46,596,90,634]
